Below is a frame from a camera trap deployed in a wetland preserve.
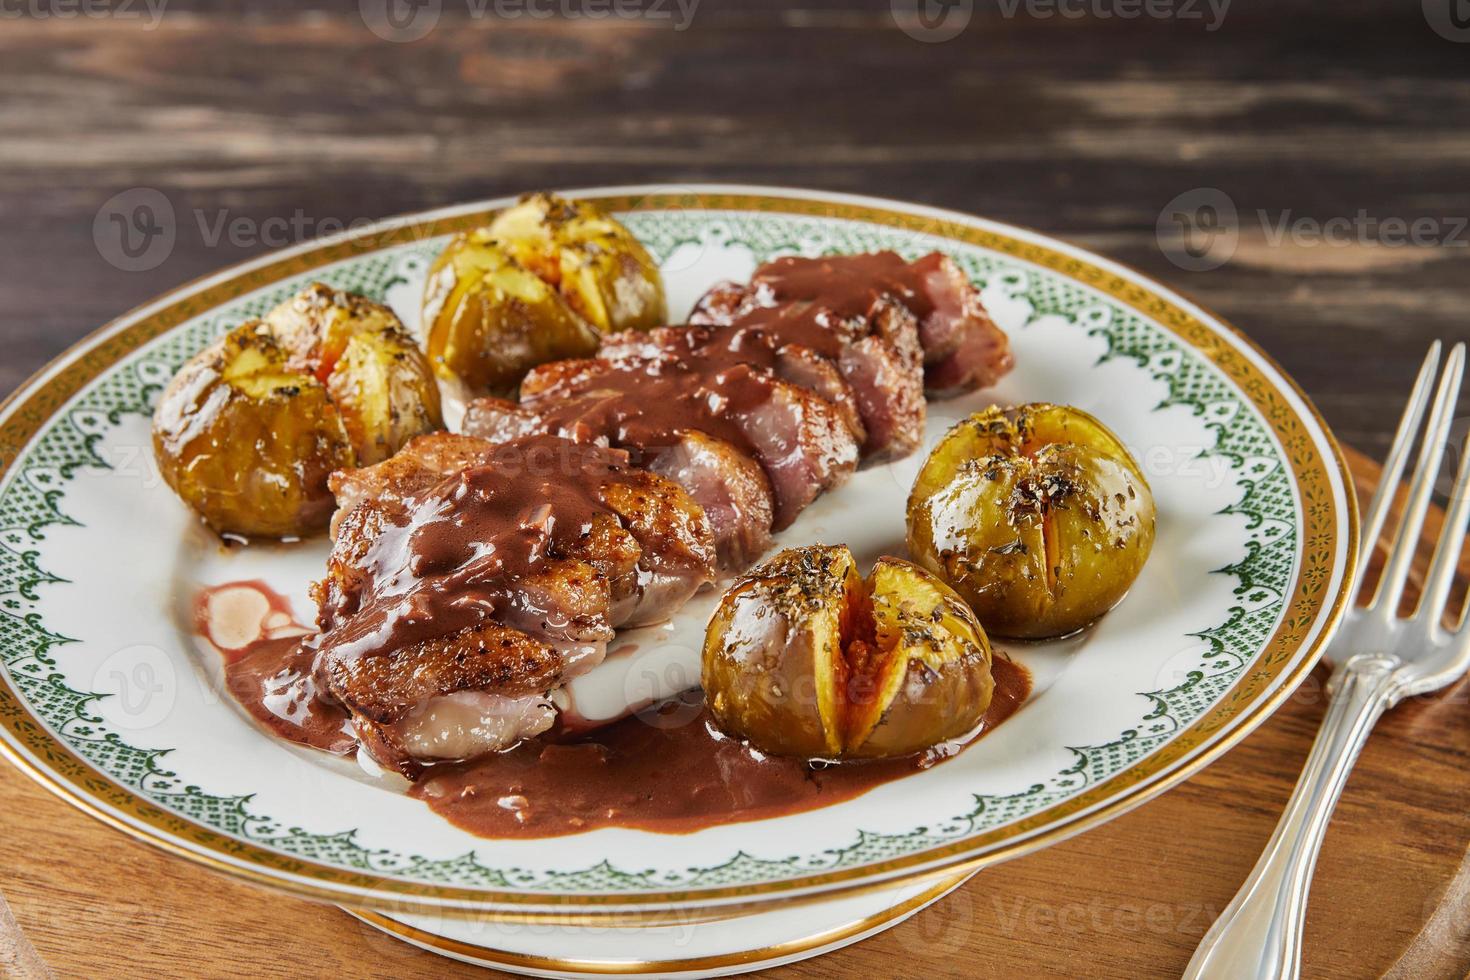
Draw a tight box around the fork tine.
[1373,343,1466,615]
[1421,427,1470,632]
[1355,342,1442,586]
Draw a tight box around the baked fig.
[152,322,354,538]
[486,193,666,337]
[421,193,666,394]
[702,545,994,760]
[265,283,443,467]
[152,283,442,538]
[906,403,1155,639]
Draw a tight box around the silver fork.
[1184,341,1470,980]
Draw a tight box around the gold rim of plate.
[341,870,972,973]
[0,187,1360,922]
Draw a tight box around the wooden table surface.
[3,2,1470,977]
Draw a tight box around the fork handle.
[1182,653,1402,980]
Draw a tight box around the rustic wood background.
[4,0,1469,456]
[2,1,1469,977]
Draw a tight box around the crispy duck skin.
[321,619,564,744]
[312,433,715,774]
[321,432,715,633]
[327,431,498,538]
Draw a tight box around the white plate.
[0,185,1356,920]
[343,871,973,978]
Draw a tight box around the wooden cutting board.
[2,446,1466,979]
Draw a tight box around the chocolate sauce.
[607,253,931,390]
[198,579,1033,838]
[724,250,938,354]
[225,635,356,754]
[411,656,1030,839]
[191,248,1021,832]
[721,251,1014,397]
[193,580,354,755]
[315,437,652,668]
[524,358,801,517]
[517,258,936,527]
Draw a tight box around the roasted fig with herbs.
[152,283,442,538]
[421,193,666,394]
[152,323,354,538]
[906,403,1155,639]
[264,283,443,467]
[702,545,994,760]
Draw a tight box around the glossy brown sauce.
[190,253,1028,838]
[526,357,795,514]
[519,252,939,529]
[411,656,1030,839]
[314,437,650,667]
[713,250,939,357]
[199,581,1032,838]
[225,635,356,754]
[193,580,354,755]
